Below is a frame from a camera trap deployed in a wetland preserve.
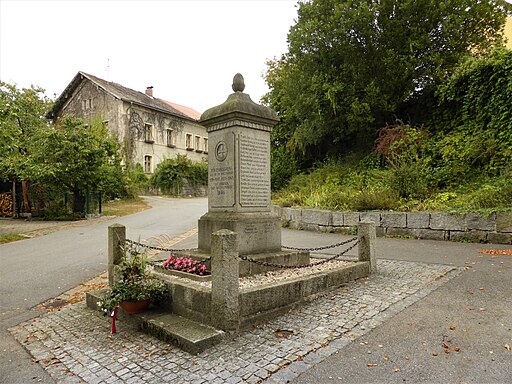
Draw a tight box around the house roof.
[49,71,201,121]
[162,100,202,120]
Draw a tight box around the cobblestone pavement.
[9,260,461,384]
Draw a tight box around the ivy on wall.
[125,108,187,169]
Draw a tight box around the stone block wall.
[181,179,207,197]
[277,207,512,244]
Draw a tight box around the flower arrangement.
[99,247,167,315]
[162,254,208,276]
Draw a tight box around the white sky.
[0,0,298,113]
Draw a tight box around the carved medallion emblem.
[215,141,228,162]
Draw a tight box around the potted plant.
[99,246,167,315]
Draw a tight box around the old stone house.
[49,71,207,173]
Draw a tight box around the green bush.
[150,155,207,195]
[99,164,130,200]
[273,159,401,211]
[273,156,512,213]
[271,145,300,191]
[387,160,432,199]
[376,123,434,199]
[126,164,149,196]
[350,189,399,211]
[43,200,72,220]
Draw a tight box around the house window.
[186,134,193,150]
[82,98,92,110]
[166,129,175,147]
[144,123,154,143]
[203,138,208,153]
[195,135,202,152]
[144,155,152,173]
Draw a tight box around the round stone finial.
[232,73,245,92]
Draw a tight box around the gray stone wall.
[277,207,512,244]
[181,179,207,197]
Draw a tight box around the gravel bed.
[191,258,354,289]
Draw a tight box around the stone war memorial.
[87,74,377,354]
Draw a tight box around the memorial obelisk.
[197,74,281,255]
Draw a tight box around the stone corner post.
[211,229,240,331]
[358,221,377,274]
[108,223,126,286]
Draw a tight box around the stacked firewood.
[0,192,14,217]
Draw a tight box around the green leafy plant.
[99,247,167,314]
[124,163,149,196]
[150,155,207,195]
[348,225,358,236]
[350,189,398,211]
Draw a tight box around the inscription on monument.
[239,135,270,207]
[243,222,275,234]
[210,165,235,207]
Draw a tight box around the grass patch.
[102,198,150,216]
[273,159,512,213]
[0,233,26,244]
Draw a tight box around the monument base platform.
[198,211,281,255]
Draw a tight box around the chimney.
[145,86,153,97]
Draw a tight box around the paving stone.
[245,374,261,384]
[301,351,323,365]
[287,360,310,374]
[115,368,130,377]
[9,260,459,384]
[268,368,299,382]
[120,372,134,380]
[160,372,178,381]
[225,377,242,384]
[315,345,337,357]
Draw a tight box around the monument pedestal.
[198,211,281,255]
[194,73,309,271]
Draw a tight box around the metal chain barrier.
[127,236,360,269]
[124,239,212,264]
[239,237,360,269]
[282,236,358,251]
[125,238,198,253]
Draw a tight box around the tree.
[1,82,127,214]
[0,82,52,179]
[264,0,507,169]
[431,48,512,178]
[0,81,52,211]
[34,116,123,213]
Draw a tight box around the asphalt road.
[291,236,512,384]
[0,196,207,384]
